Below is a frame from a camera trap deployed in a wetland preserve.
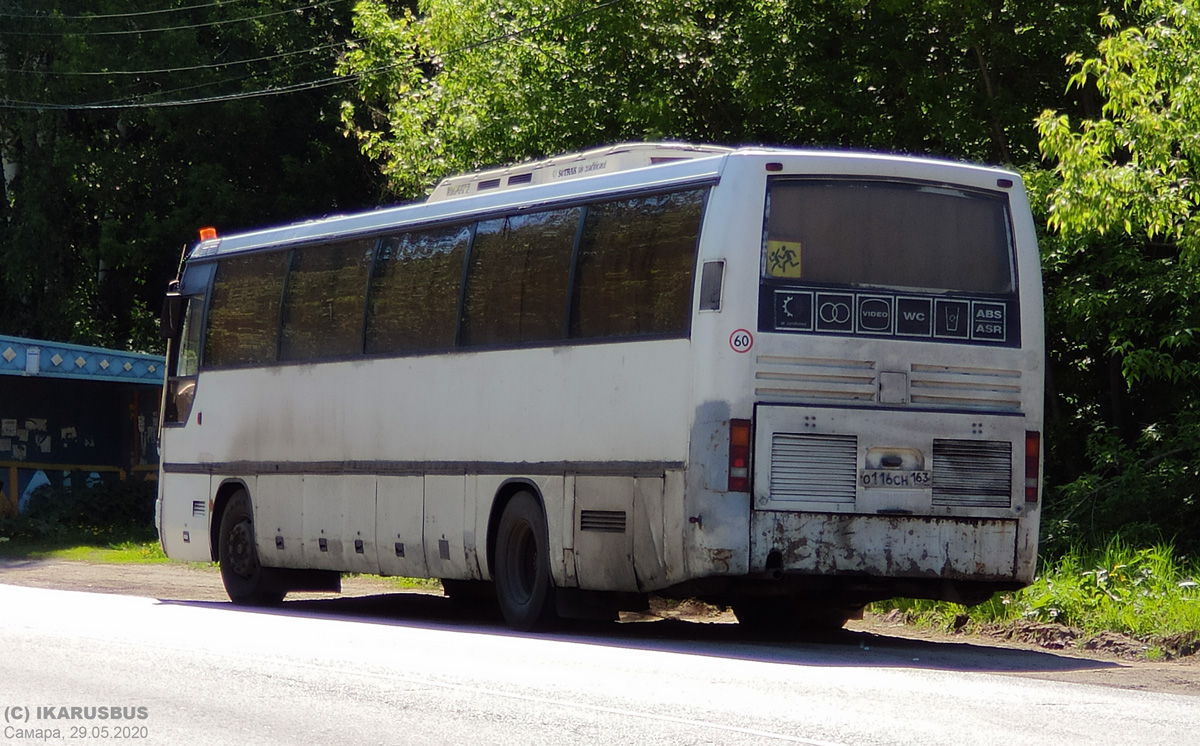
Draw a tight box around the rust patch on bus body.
[752,511,1018,581]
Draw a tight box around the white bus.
[157,143,1044,631]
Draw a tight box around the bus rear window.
[763,180,1014,294]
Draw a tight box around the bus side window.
[205,252,290,367]
[366,225,470,355]
[460,208,578,347]
[279,238,374,361]
[570,188,706,339]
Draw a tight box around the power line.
[0,0,633,111]
[2,39,354,76]
[0,0,348,37]
[0,0,253,21]
[0,72,358,110]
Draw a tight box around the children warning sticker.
[766,241,803,278]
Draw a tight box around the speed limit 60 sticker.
[729,329,753,353]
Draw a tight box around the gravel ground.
[2,557,1197,696]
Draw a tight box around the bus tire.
[494,491,557,631]
[218,489,284,606]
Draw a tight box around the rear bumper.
[751,510,1020,581]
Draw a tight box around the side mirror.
[161,293,185,340]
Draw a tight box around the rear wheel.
[493,491,557,631]
[218,490,284,606]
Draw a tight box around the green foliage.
[1037,0,1200,247]
[878,539,1200,641]
[1034,0,1200,557]
[1016,540,1200,636]
[0,0,384,349]
[340,0,1105,196]
[2,540,171,564]
[0,479,157,544]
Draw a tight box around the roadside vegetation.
[0,539,169,565]
[0,481,159,560]
[875,539,1200,658]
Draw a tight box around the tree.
[1,0,383,349]
[340,0,1107,197]
[1035,0,1200,552]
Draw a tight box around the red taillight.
[1024,431,1041,503]
[729,419,751,492]
[198,226,218,241]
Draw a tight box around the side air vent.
[769,433,858,504]
[580,510,627,533]
[932,439,1012,508]
[192,500,206,517]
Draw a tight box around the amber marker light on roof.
[198,227,218,241]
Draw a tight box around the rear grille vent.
[910,364,1022,411]
[754,355,877,404]
[932,439,1012,508]
[580,510,627,533]
[769,433,858,504]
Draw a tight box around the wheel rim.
[505,519,536,605]
[226,519,258,579]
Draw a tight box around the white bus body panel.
[375,476,427,578]
[159,146,1043,603]
[160,339,696,589]
[170,341,689,465]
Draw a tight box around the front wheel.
[218,490,284,606]
[493,491,557,631]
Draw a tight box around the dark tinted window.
[279,238,374,361]
[461,208,579,346]
[366,225,470,354]
[205,252,289,366]
[763,180,1014,293]
[570,189,705,339]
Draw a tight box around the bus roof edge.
[426,142,734,203]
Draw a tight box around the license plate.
[859,470,931,489]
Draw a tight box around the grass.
[873,538,1200,646]
[373,575,443,591]
[0,536,175,564]
[0,532,442,588]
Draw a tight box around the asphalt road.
[2,583,1197,745]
